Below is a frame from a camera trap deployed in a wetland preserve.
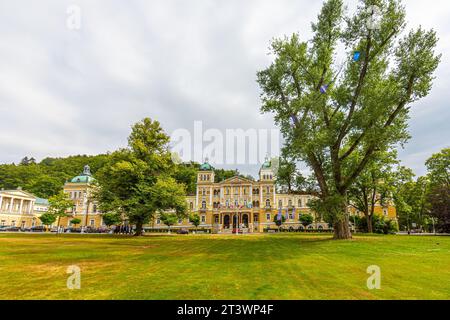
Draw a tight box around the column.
[0,196,3,212]
[209,186,213,206]
[10,198,14,213]
[273,185,276,205]
[260,185,263,205]
[19,199,24,214]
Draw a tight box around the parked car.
[177,228,189,234]
[2,226,21,232]
[30,226,46,232]
[65,227,82,233]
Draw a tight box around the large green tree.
[257,0,440,239]
[93,118,187,236]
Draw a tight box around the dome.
[261,156,271,169]
[69,165,95,183]
[70,175,95,183]
[199,158,213,171]
[199,162,213,171]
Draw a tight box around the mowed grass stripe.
[0,233,449,299]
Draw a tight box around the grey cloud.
[0,0,449,178]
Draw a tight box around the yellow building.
[1,162,397,233]
[0,188,48,228]
[150,158,328,233]
[59,165,103,229]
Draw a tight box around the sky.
[0,0,449,178]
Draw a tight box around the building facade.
[0,188,46,228]
[59,165,103,229]
[1,162,397,232]
[149,158,328,233]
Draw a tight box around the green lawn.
[0,233,449,300]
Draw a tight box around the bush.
[354,215,398,234]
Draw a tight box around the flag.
[285,209,289,220]
[277,208,282,221]
[353,51,361,62]
[292,206,296,219]
[320,84,329,94]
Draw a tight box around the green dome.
[199,162,213,171]
[70,175,95,183]
[70,165,95,183]
[262,159,271,169]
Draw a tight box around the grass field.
[0,233,449,300]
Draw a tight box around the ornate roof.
[70,165,95,183]
[199,158,213,171]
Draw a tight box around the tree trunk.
[334,214,352,240]
[367,214,373,233]
[134,221,143,236]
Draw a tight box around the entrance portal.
[223,215,230,229]
[242,214,249,228]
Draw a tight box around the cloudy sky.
[0,0,449,178]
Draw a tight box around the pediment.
[219,176,254,185]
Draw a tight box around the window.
[178,219,183,224]
[190,202,193,210]
[93,204,97,213]
[266,214,271,221]
[201,201,206,209]
[265,199,271,207]
[90,219,95,227]
[201,215,206,223]
[298,199,302,207]
[288,200,292,207]
[278,200,282,208]
[157,218,161,224]
[289,213,294,219]
[214,216,219,224]
[383,208,388,216]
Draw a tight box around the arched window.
[288,200,292,207]
[278,200,282,208]
[298,199,302,207]
[265,199,271,207]
[256,201,260,208]
[93,204,97,213]
[201,201,206,209]
[190,202,193,210]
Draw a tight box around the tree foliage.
[257,0,440,239]
[93,118,188,236]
